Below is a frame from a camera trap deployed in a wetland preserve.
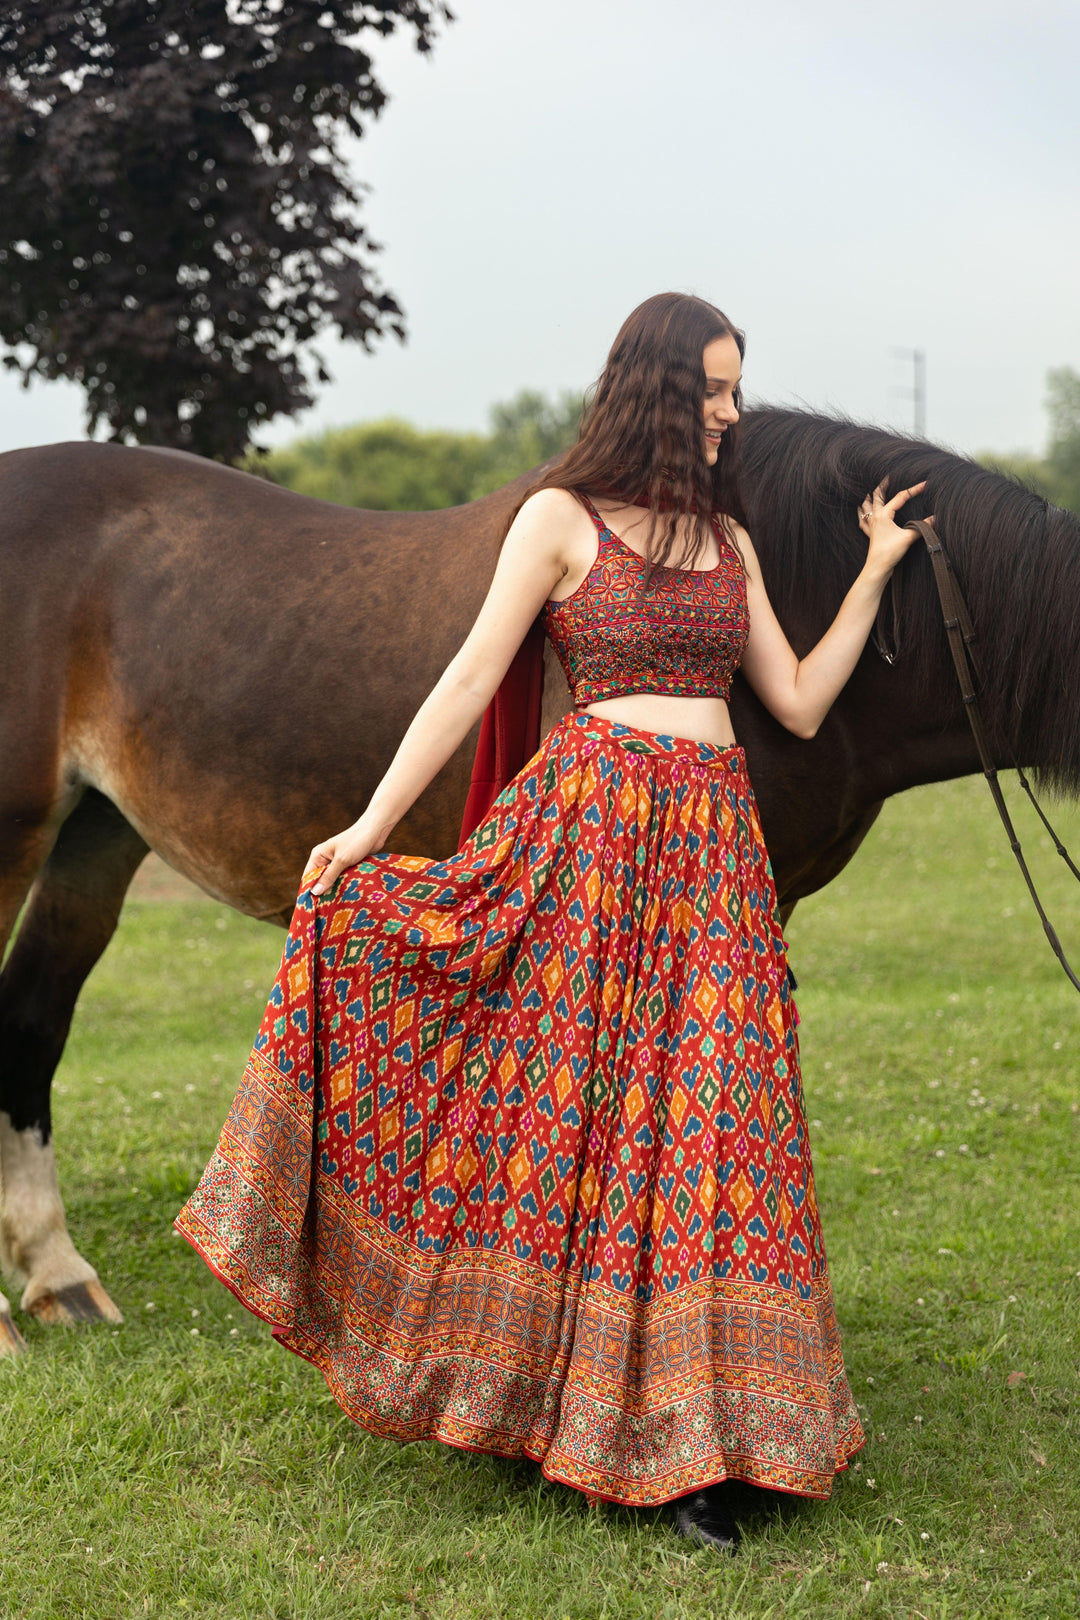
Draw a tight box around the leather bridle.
[886,516,1080,995]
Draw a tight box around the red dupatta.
[458,615,546,847]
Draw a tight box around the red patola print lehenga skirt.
[176,711,863,1503]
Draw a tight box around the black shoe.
[673,1485,741,1552]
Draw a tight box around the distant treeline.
[249,370,1080,518]
[974,366,1080,515]
[245,389,584,510]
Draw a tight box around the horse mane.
[740,407,1080,796]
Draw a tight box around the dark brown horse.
[2,409,1078,1355]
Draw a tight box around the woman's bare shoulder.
[503,487,594,589]
[718,511,752,544]
[516,486,586,527]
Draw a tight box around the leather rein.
[876,516,1080,995]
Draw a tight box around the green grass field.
[3,774,1079,1619]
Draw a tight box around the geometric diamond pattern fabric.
[176,712,864,1504]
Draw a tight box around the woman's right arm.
[307,487,580,894]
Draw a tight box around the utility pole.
[890,347,927,437]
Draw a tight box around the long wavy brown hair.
[510,292,749,587]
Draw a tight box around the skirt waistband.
[561,710,747,772]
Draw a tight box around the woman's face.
[702,333,742,465]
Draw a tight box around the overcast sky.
[2,0,1077,459]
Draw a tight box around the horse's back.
[0,442,535,899]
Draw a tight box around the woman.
[176,292,927,1552]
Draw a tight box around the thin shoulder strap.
[710,509,743,566]
[578,493,608,536]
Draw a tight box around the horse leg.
[0,790,148,1333]
[0,806,62,1357]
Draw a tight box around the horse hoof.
[0,1305,27,1357]
[24,1279,124,1326]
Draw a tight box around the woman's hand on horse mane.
[736,476,931,741]
[307,490,582,895]
[860,477,931,580]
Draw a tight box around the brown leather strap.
[871,567,903,664]
[904,517,1080,994]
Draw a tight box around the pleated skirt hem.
[176,1177,864,1504]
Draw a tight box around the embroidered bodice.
[542,494,750,705]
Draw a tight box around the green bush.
[246,388,585,510]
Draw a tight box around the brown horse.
[2,409,1078,1356]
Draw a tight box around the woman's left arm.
[736,478,929,739]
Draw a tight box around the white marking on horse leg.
[0,1113,122,1324]
[0,1285,27,1356]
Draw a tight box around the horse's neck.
[732,611,982,908]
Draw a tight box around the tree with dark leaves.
[0,1,450,460]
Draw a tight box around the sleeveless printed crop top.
[542,494,750,705]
